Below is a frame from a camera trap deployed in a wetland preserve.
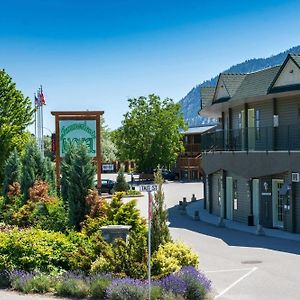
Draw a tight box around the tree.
[0,69,34,183]
[115,94,187,173]
[113,166,129,192]
[151,169,171,253]
[101,118,118,162]
[43,157,56,196]
[61,143,96,229]
[21,142,45,201]
[2,148,21,197]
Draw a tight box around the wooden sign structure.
[51,111,104,190]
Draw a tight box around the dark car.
[100,179,115,194]
[161,170,179,181]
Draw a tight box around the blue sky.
[1,0,300,131]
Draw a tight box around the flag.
[39,88,46,105]
[34,94,39,106]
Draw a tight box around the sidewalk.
[185,199,300,242]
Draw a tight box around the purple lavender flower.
[159,273,188,295]
[178,266,212,292]
[106,277,147,300]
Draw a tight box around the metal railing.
[201,125,300,152]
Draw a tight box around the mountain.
[180,45,300,127]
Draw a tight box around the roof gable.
[213,76,230,102]
[213,73,246,103]
[272,57,300,88]
[269,54,300,92]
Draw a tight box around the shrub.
[0,228,88,272]
[61,143,96,229]
[151,169,171,253]
[177,266,211,300]
[91,256,114,274]
[9,270,35,293]
[21,142,44,201]
[125,189,141,196]
[152,242,199,277]
[90,275,112,299]
[2,148,21,198]
[55,277,90,298]
[0,270,10,288]
[106,278,147,300]
[113,166,129,192]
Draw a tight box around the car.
[99,179,115,194]
[161,170,179,181]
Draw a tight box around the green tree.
[2,148,21,197]
[21,142,45,201]
[101,118,118,162]
[0,69,34,183]
[115,94,187,172]
[43,157,56,196]
[43,135,55,161]
[62,143,96,229]
[113,166,129,192]
[151,169,171,253]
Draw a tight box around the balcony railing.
[201,125,300,152]
[184,144,201,153]
[178,157,201,168]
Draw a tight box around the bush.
[9,270,35,293]
[0,228,93,272]
[106,278,147,300]
[152,242,199,277]
[90,275,112,299]
[126,189,141,196]
[113,166,129,192]
[55,277,90,298]
[177,267,211,300]
[0,270,10,288]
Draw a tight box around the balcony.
[178,157,201,168]
[184,143,201,153]
[201,125,300,152]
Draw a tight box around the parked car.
[100,179,115,194]
[161,170,179,181]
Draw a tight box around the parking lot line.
[206,267,254,273]
[214,267,258,299]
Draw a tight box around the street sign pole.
[148,191,152,300]
[139,184,157,300]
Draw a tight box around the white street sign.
[140,184,158,192]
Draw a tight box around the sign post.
[140,184,158,300]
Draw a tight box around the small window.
[255,110,260,140]
[233,179,238,210]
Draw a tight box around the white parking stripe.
[206,267,254,273]
[214,267,258,299]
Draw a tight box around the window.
[255,110,260,140]
[233,179,238,210]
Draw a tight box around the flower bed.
[0,267,211,300]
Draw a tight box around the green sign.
[59,120,97,157]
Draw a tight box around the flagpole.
[40,85,44,159]
[34,93,37,138]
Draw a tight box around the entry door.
[226,177,233,220]
[248,109,255,150]
[252,179,259,225]
[272,179,284,228]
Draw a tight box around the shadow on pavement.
[168,204,300,256]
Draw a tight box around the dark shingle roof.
[220,73,246,97]
[230,66,281,101]
[200,87,215,108]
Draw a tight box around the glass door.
[272,179,284,228]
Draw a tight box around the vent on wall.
[292,172,300,182]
